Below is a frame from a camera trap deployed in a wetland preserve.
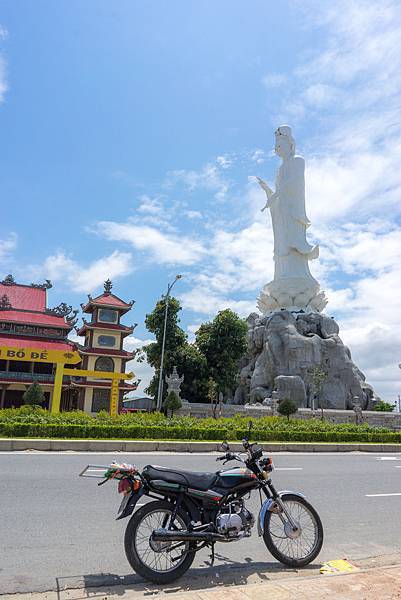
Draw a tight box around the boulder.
[275,375,306,407]
[241,310,378,410]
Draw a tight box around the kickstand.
[209,542,215,566]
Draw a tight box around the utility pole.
[156,275,182,412]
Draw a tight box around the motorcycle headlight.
[260,457,274,473]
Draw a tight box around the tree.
[310,367,328,420]
[23,382,44,407]
[196,309,248,398]
[373,400,394,412]
[143,300,248,405]
[278,398,298,421]
[163,391,182,418]
[207,378,219,418]
[143,296,187,400]
[173,344,209,404]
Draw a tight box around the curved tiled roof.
[0,283,46,311]
[0,310,70,328]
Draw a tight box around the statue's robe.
[269,155,319,281]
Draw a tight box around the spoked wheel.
[263,493,323,567]
[124,500,196,584]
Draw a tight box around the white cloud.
[137,195,164,215]
[167,162,230,201]
[216,155,233,169]
[96,220,206,266]
[185,210,202,220]
[40,250,133,293]
[302,84,338,108]
[179,286,256,318]
[250,149,266,164]
[0,233,17,263]
[261,73,287,89]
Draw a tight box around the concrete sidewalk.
[2,437,401,452]
[168,565,401,599]
[3,560,401,600]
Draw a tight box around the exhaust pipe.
[152,528,226,543]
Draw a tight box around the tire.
[124,500,196,584]
[263,493,323,567]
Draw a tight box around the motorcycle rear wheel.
[124,499,196,584]
[263,493,323,567]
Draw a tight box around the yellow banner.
[0,345,81,365]
[63,368,134,380]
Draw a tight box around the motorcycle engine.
[216,500,255,538]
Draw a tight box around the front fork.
[258,480,300,536]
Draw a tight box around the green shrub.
[0,407,400,444]
[373,401,395,412]
[277,398,298,421]
[23,382,45,407]
[163,392,182,417]
[1,419,401,444]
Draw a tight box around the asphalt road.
[1,451,401,594]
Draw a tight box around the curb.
[1,438,401,452]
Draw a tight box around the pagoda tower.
[75,279,137,413]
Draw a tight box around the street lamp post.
[156,275,182,412]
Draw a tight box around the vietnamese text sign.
[0,345,81,365]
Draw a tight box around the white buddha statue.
[257,125,327,313]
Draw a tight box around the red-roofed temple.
[0,275,137,412]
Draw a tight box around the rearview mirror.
[221,441,230,452]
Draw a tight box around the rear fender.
[257,490,306,536]
[116,487,145,520]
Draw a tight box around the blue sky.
[1,1,401,400]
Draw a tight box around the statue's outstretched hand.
[256,176,273,196]
[256,177,274,211]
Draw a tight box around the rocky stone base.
[236,310,378,410]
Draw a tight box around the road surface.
[1,451,401,594]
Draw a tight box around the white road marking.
[275,467,303,471]
[376,457,400,461]
[366,493,401,497]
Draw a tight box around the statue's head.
[275,125,295,159]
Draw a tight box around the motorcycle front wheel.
[263,493,323,567]
[124,500,196,584]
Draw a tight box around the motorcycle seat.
[143,464,218,491]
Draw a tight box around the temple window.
[98,335,116,347]
[98,309,118,324]
[91,389,110,412]
[94,356,114,372]
[33,362,53,375]
[8,360,30,373]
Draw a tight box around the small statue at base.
[165,366,184,400]
[352,396,363,425]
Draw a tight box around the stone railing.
[177,402,401,431]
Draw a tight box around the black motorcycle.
[80,432,323,584]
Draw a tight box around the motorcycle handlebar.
[216,452,237,462]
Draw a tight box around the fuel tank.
[213,467,258,493]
